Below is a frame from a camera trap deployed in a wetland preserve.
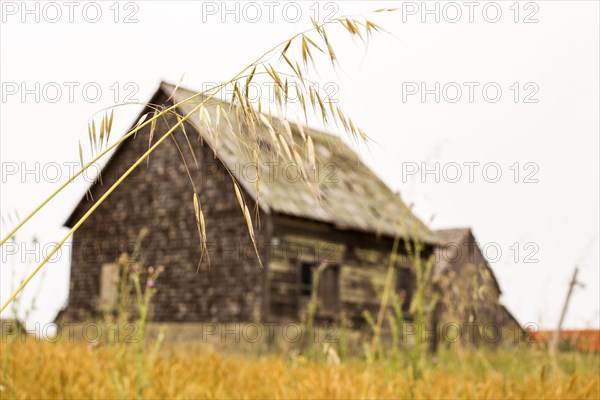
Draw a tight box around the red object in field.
[531,330,600,353]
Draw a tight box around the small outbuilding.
[433,228,524,346]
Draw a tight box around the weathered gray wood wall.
[61,92,269,322]
[267,215,428,325]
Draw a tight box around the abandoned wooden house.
[57,82,519,337]
[432,228,523,345]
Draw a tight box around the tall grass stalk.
[97,230,167,399]
[404,239,438,379]
[368,230,402,361]
[303,261,328,360]
[0,10,395,313]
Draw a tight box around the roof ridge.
[66,81,433,242]
[159,81,347,145]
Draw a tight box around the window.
[300,262,313,296]
[298,261,340,316]
[395,264,415,313]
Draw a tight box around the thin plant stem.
[0,10,382,247]
[0,11,393,311]
[0,98,208,313]
[369,229,402,361]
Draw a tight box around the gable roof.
[434,228,471,245]
[66,82,433,242]
[433,227,502,294]
[433,228,471,278]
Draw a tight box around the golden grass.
[2,341,598,399]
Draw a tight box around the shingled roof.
[66,82,433,242]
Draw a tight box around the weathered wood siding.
[433,231,511,345]
[61,92,269,322]
[268,215,429,324]
[436,231,501,318]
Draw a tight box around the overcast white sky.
[1,1,598,331]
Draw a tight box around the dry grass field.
[1,338,599,399]
[1,5,598,399]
